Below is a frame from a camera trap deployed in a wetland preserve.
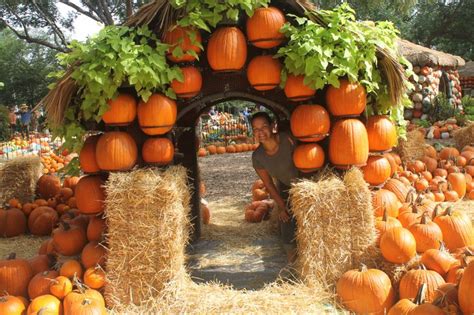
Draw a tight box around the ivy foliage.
[52,25,182,152]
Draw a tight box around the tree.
[0,29,60,107]
[0,0,149,52]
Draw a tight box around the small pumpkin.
[49,275,72,300]
[81,241,107,269]
[0,207,27,237]
[0,253,33,297]
[83,267,106,289]
[59,259,83,280]
[379,226,416,264]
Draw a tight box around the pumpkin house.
[398,39,465,121]
[459,61,474,96]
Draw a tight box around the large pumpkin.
[52,221,88,256]
[36,174,61,199]
[27,294,61,315]
[284,75,316,101]
[336,265,395,315]
[138,93,177,135]
[79,134,101,173]
[207,27,247,72]
[81,241,107,269]
[290,105,330,142]
[433,206,474,251]
[95,132,137,171]
[0,295,26,315]
[380,226,416,264]
[28,206,58,236]
[247,55,281,91]
[75,176,105,215]
[329,119,369,169]
[366,115,397,152]
[102,93,136,126]
[0,253,33,297]
[292,143,325,173]
[326,79,366,117]
[0,207,27,237]
[246,6,286,48]
[362,156,391,186]
[399,266,446,303]
[171,66,202,98]
[372,189,401,217]
[459,260,474,314]
[162,25,202,63]
[142,137,174,165]
[28,270,59,299]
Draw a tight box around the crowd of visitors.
[7,104,46,138]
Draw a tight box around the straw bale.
[0,156,42,204]
[103,166,191,308]
[394,130,426,162]
[452,123,474,151]
[0,235,49,259]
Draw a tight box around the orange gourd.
[247,55,282,91]
[137,93,177,135]
[207,27,247,72]
[246,6,286,48]
[171,66,202,98]
[326,79,366,117]
[292,143,325,173]
[102,93,136,126]
[329,118,368,169]
[142,137,174,165]
[290,105,330,142]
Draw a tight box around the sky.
[57,2,103,42]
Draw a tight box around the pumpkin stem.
[7,253,16,260]
[445,206,453,216]
[359,264,368,272]
[420,213,429,225]
[414,283,427,305]
[382,208,388,222]
[406,189,416,204]
[432,204,443,220]
[61,221,71,231]
[82,298,93,306]
[439,241,448,252]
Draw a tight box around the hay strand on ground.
[0,156,42,204]
[452,122,474,151]
[104,166,190,309]
[394,129,426,162]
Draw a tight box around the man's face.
[252,117,272,143]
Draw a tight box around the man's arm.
[255,168,290,222]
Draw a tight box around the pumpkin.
[372,189,401,217]
[379,227,416,264]
[399,265,446,303]
[81,241,106,269]
[252,188,268,201]
[75,176,105,215]
[362,156,391,186]
[0,207,27,237]
[424,145,437,159]
[246,6,286,48]
[95,132,137,171]
[0,253,33,297]
[329,119,369,169]
[388,284,444,315]
[421,156,437,173]
[52,221,87,256]
[27,294,61,315]
[79,135,101,173]
[63,176,80,192]
[284,75,316,101]
[290,105,330,142]
[383,153,398,176]
[326,79,366,117]
[421,244,458,277]
[28,206,58,236]
[138,93,177,135]
[216,146,226,154]
[439,147,459,160]
[245,201,269,223]
[102,93,136,126]
[383,178,411,202]
[28,254,56,275]
[336,265,395,314]
[28,270,59,299]
[0,295,26,315]
[247,55,281,91]
[226,145,236,154]
[36,175,61,200]
[21,203,37,216]
[162,26,202,63]
[408,214,443,253]
[366,115,397,152]
[375,210,402,245]
[292,143,325,173]
[87,216,106,242]
[197,148,207,157]
[63,291,107,315]
[207,145,217,155]
[171,66,202,98]
[142,137,174,165]
[207,27,247,72]
[83,267,106,289]
[447,172,466,199]
[49,275,72,300]
[59,260,83,280]
[458,260,474,314]
[201,204,211,225]
[433,206,474,251]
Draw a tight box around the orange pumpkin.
[375,210,402,245]
[399,266,446,303]
[380,226,416,264]
[102,93,137,126]
[0,207,26,237]
[83,267,106,289]
[142,137,174,165]
[207,27,247,72]
[366,115,397,152]
[290,105,330,142]
[28,270,59,299]
[171,66,202,98]
[63,289,106,315]
[0,253,33,297]
[87,215,106,242]
[0,295,26,315]
[329,119,369,169]
[372,189,401,217]
[292,143,325,173]
[36,174,61,200]
[95,132,137,171]
[246,6,286,48]
[162,26,202,63]
[362,156,391,186]
[247,55,281,91]
[28,206,58,236]
[75,176,105,215]
[49,276,72,300]
[447,172,466,199]
[326,79,366,117]
[459,259,474,314]
[52,221,87,256]
[79,135,101,173]
[284,74,315,101]
[59,259,83,280]
[27,294,61,315]
[81,241,107,269]
[408,214,443,253]
[137,93,177,135]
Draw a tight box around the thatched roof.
[459,61,474,77]
[398,39,465,68]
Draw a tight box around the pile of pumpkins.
[0,135,58,160]
[198,143,259,157]
[244,179,273,223]
[40,151,75,174]
[0,174,108,314]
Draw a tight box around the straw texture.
[103,166,191,309]
[394,129,426,163]
[452,122,474,151]
[0,156,43,204]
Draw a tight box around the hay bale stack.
[0,156,42,204]
[104,166,190,309]
[453,122,474,151]
[394,129,426,162]
[291,168,376,288]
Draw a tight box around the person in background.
[19,104,32,138]
[8,107,17,136]
[251,112,299,263]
